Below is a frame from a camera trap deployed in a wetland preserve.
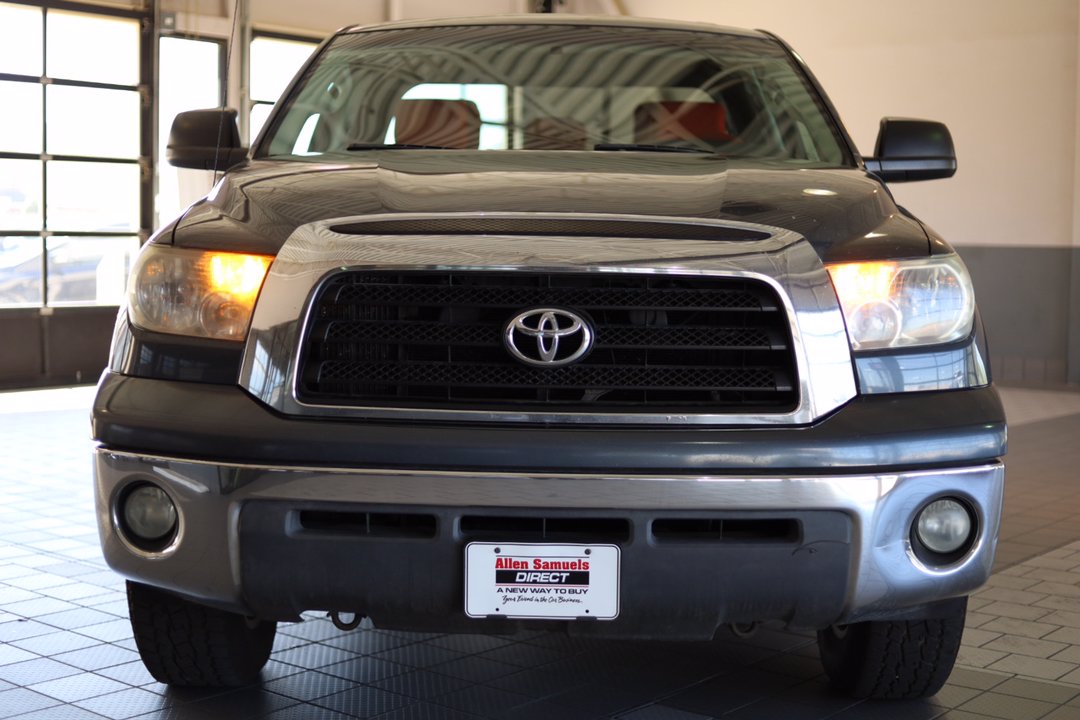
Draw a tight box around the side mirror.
[166,109,248,172]
[864,118,956,182]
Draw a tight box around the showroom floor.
[2,386,1080,720]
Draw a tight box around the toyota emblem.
[504,308,594,367]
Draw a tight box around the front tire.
[817,597,966,699]
[127,581,276,686]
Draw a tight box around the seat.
[523,117,588,150]
[634,101,732,144]
[393,99,481,149]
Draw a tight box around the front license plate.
[464,542,620,620]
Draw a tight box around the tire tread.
[818,597,966,700]
[127,581,275,686]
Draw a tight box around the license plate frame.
[464,542,620,620]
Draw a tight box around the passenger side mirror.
[167,109,249,172]
[863,118,956,182]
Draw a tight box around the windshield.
[257,23,851,166]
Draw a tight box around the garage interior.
[1,0,1079,718]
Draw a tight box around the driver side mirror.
[864,118,956,182]
[167,109,249,172]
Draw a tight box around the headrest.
[634,101,731,144]
[523,117,588,150]
[394,99,481,149]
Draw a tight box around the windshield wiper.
[346,142,458,151]
[593,143,719,155]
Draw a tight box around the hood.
[171,151,931,262]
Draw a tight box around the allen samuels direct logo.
[464,543,618,619]
[494,556,590,596]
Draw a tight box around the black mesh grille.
[298,271,797,413]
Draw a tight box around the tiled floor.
[2,385,1080,719]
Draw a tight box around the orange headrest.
[634,101,731,143]
[394,99,481,149]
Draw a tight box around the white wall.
[163,0,527,38]
[614,0,1080,250]
[244,0,527,35]
[389,0,527,21]
[251,2,383,36]
[162,0,380,37]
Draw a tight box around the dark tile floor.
[1,386,1080,719]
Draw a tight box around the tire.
[817,597,967,699]
[126,581,276,687]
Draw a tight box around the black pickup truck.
[92,15,1006,700]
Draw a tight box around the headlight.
[127,244,272,341]
[826,255,974,350]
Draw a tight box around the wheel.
[817,597,967,699]
[126,581,276,686]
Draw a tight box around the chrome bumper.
[95,449,1003,627]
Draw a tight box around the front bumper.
[93,372,1006,637]
[95,446,1004,637]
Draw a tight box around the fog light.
[122,485,178,542]
[915,498,973,555]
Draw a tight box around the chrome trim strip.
[95,449,1003,624]
[239,212,856,425]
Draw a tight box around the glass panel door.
[0,3,147,309]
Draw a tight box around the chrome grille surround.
[240,212,857,425]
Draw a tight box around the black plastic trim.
[459,516,631,543]
[297,510,437,539]
[240,502,852,633]
[651,517,799,545]
[110,320,243,384]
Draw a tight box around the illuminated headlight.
[826,255,974,350]
[127,244,272,341]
